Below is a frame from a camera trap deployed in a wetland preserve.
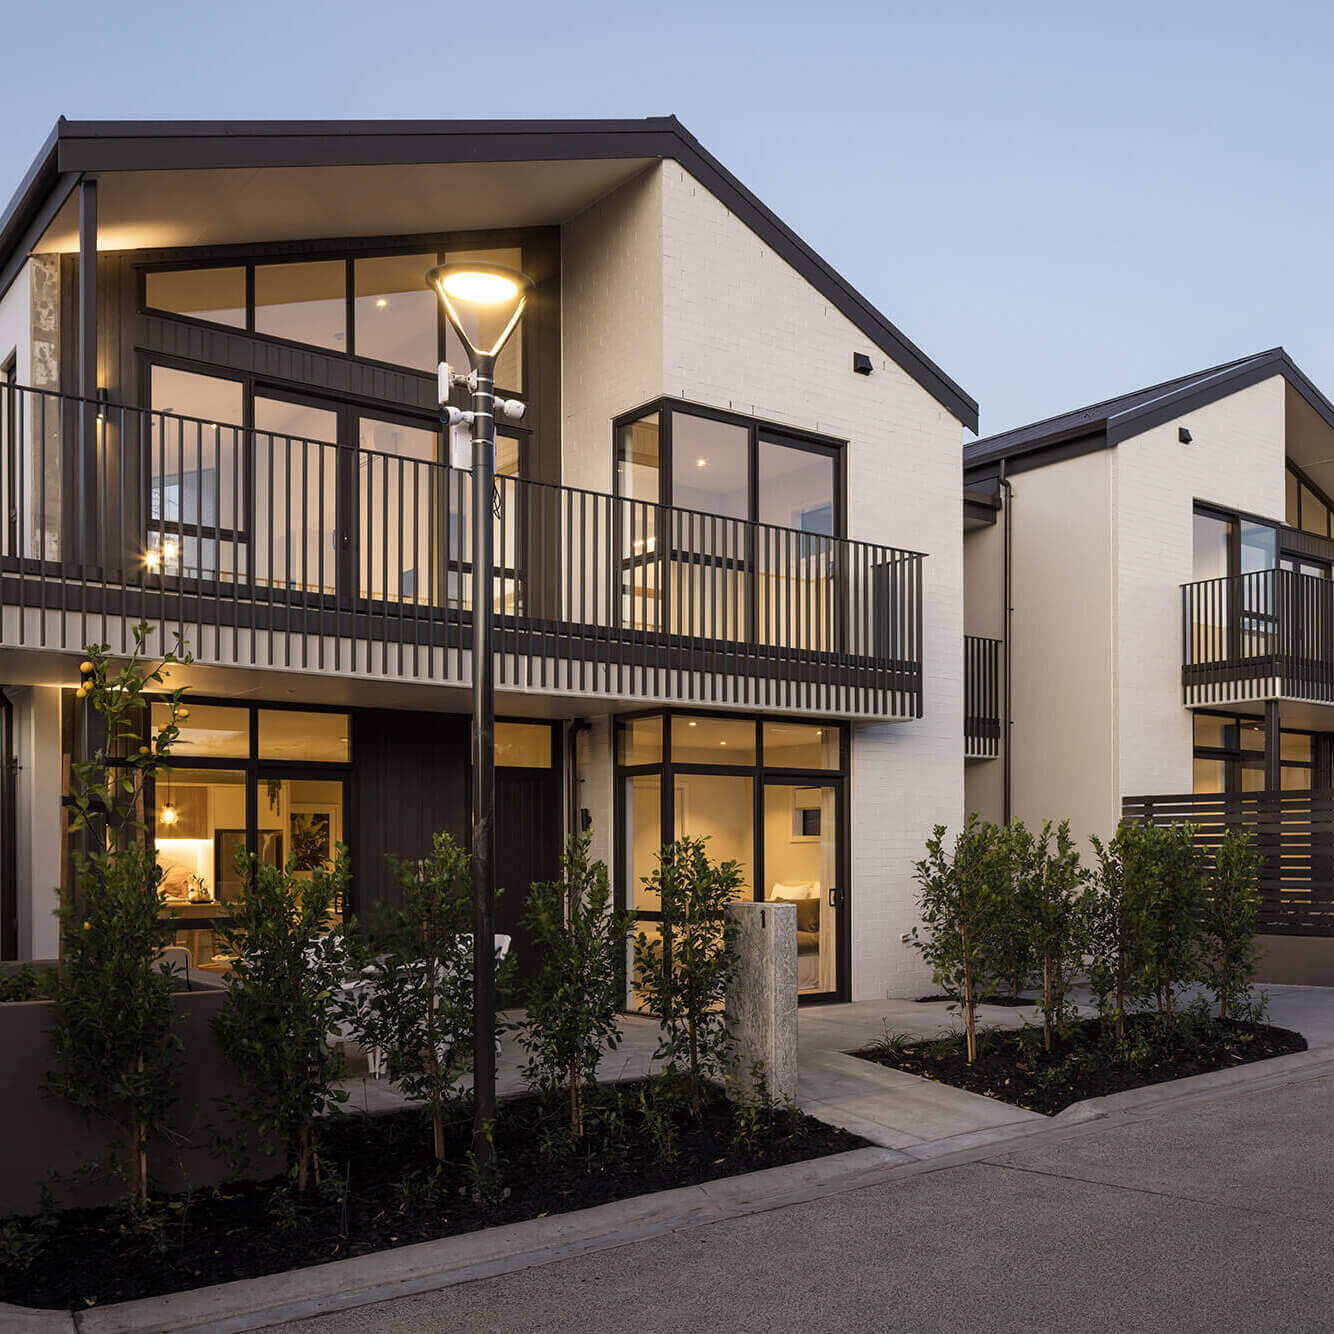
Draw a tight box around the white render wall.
[1114,374,1287,799]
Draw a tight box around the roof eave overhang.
[0,117,978,430]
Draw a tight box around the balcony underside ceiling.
[33,159,656,255]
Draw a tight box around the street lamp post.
[426,261,533,1170]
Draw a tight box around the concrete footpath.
[5,985,1332,1333]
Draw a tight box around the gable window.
[142,244,524,392]
[1287,461,1334,538]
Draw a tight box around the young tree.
[213,848,350,1191]
[1011,819,1086,1051]
[47,626,192,1211]
[520,834,631,1139]
[351,833,475,1162]
[1145,822,1207,1017]
[1201,827,1264,1021]
[912,815,1004,1063]
[992,821,1037,1002]
[1086,822,1155,1039]
[634,837,741,1116]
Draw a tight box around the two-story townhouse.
[0,117,977,1003]
[963,347,1334,986]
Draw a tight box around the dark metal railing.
[964,634,1001,757]
[1182,569,1334,704]
[0,382,925,718]
[1123,789,1334,937]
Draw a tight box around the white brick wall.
[559,162,967,997]
[1115,375,1287,798]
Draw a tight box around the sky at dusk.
[3,0,1329,437]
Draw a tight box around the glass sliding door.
[358,415,440,604]
[763,781,841,997]
[252,394,340,595]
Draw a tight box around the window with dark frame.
[142,243,526,393]
[1191,710,1324,794]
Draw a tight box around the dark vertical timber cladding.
[495,757,562,988]
[351,708,470,911]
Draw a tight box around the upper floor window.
[1193,505,1275,582]
[143,245,523,391]
[613,402,841,536]
[1287,460,1334,539]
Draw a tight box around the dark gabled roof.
[0,116,977,429]
[963,347,1334,478]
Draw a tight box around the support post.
[470,351,498,1171]
[76,178,98,571]
[1264,699,1282,792]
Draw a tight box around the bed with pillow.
[769,881,821,991]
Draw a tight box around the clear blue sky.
[3,0,1330,437]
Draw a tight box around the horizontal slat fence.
[964,633,1001,757]
[0,380,925,718]
[1122,790,1334,936]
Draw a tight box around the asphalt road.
[275,1070,1334,1334]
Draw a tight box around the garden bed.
[854,1014,1307,1116]
[0,1083,862,1312]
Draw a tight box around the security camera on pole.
[426,261,532,1171]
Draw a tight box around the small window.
[255,260,347,351]
[1300,483,1329,538]
[145,267,246,329]
[1287,467,1301,528]
[153,702,250,758]
[258,710,350,763]
[670,715,756,765]
[353,253,439,371]
[495,722,552,768]
[763,721,839,769]
[619,715,663,766]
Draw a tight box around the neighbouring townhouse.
[963,348,1334,985]
[0,116,977,1003]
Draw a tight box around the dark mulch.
[915,993,1036,1008]
[854,1013,1307,1116]
[0,1083,863,1312]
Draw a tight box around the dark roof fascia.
[1105,348,1334,446]
[1,116,977,429]
[965,346,1334,482]
[961,349,1275,470]
[0,123,69,300]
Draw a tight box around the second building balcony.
[1183,569,1334,705]
[0,383,925,719]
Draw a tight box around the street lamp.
[427,259,532,1171]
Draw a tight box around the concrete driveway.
[275,1062,1334,1334]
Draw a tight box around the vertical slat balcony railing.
[1182,569,1334,705]
[964,634,1001,758]
[0,382,926,718]
[1123,790,1334,937]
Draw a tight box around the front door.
[761,779,844,1000]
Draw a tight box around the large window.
[1286,461,1334,538]
[1192,711,1324,794]
[137,700,352,974]
[143,245,525,390]
[614,403,843,646]
[617,710,845,999]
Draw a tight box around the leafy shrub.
[991,823,1037,1001]
[213,847,350,1191]
[520,834,631,1140]
[1009,819,1087,1051]
[47,627,191,1211]
[1202,827,1265,1021]
[1086,822,1156,1039]
[634,837,741,1116]
[912,814,1005,1063]
[1143,822,1207,1016]
[350,833,475,1162]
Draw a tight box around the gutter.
[999,463,1013,826]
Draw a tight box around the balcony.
[1183,570,1334,706]
[0,383,924,719]
[964,634,1001,757]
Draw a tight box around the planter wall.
[0,981,280,1216]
